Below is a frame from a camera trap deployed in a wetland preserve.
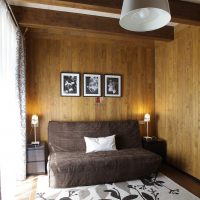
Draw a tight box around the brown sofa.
[48,120,161,188]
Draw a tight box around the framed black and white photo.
[60,72,80,96]
[83,74,101,97]
[105,75,121,97]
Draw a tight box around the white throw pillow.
[84,135,117,153]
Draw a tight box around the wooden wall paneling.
[145,47,156,135]
[60,39,73,121]
[26,30,155,143]
[177,31,191,171]
[128,47,139,121]
[191,27,200,178]
[192,27,200,177]
[155,26,200,179]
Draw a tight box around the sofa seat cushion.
[50,148,161,174]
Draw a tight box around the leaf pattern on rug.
[114,182,131,194]
[141,192,154,200]
[101,173,180,200]
[96,184,108,199]
[59,197,72,200]
[104,188,139,200]
[122,194,138,200]
[36,173,193,200]
[48,192,61,199]
[36,192,50,200]
[140,174,180,195]
[104,189,121,199]
[78,189,90,199]
[126,173,180,200]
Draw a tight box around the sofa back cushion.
[48,120,142,153]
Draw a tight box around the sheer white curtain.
[0,0,26,199]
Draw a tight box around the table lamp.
[144,113,151,139]
[31,114,40,145]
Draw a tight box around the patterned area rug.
[36,173,199,200]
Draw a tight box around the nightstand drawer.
[27,161,46,174]
[26,143,46,175]
[27,149,45,162]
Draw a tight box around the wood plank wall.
[26,30,155,142]
[155,26,200,179]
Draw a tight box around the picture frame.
[83,74,101,97]
[105,75,122,97]
[60,72,80,96]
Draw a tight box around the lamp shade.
[31,115,39,126]
[144,113,150,122]
[119,0,171,32]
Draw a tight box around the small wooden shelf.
[142,138,167,161]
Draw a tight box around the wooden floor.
[160,163,200,198]
[15,176,38,200]
[15,164,200,200]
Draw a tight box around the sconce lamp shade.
[31,115,39,127]
[144,113,150,122]
[119,0,171,32]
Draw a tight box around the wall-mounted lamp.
[144,113,151,139]
[31,114,40,145]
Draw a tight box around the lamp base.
[143,136,152,141]
[31,141,40,145]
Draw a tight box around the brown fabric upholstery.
[48,120,161,188]
[48,120,142,152]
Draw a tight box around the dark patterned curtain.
[16,30,26,181]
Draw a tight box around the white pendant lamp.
[119,0,171,32]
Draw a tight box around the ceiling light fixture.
[119,0,171,32]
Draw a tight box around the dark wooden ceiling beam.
[12,6,174,41]
[14,0,199,25]
[169,0,200,26]
[55,0,122,13]
[10,0,121,13]
[57,0,200,25]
